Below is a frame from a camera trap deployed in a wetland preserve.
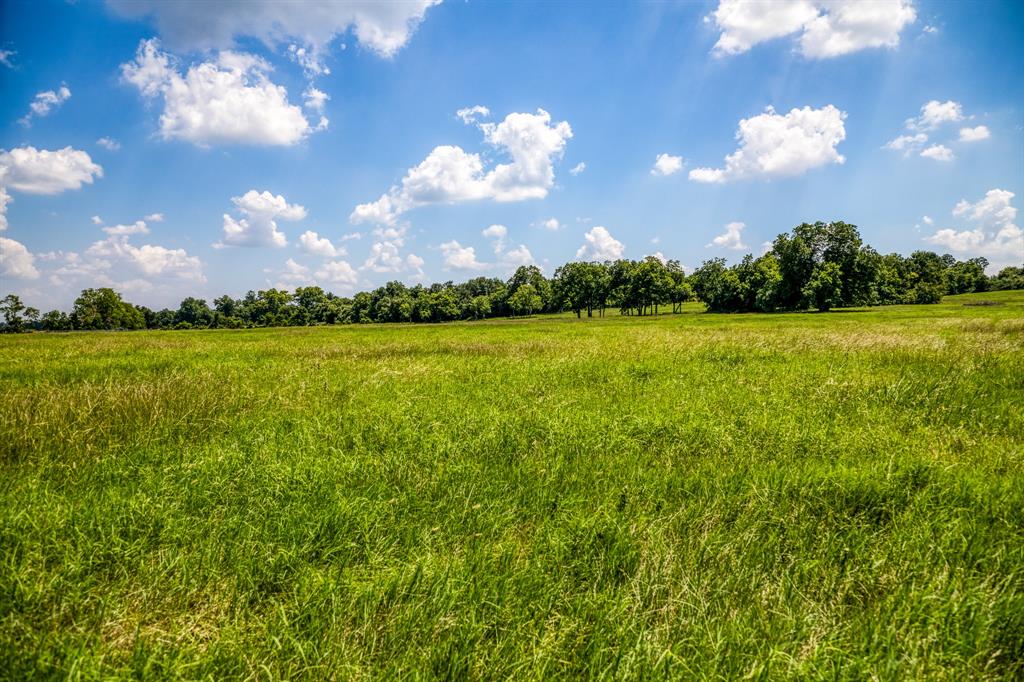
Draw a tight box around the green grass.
[2,290,1023,679]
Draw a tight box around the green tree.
[71,288,144,330]
[40,309,73,331]
[1,294,27,332]
[803,262,843,311]
[508,284,542,317]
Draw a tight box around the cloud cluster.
[1,237,39,279]
[351,108,572,225]
[707,221,748,250]
[20,84,71,126]
[108,0,440,69]
[122,39,322,147]
[298,230,345,257]
[651,153,684,176]
[217,190,306,248]
[690,105,846,183]
[926,189,1023,269]
[885,100,989,162]
[710,0,916,58]
[576,226,625,261]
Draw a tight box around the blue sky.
[1,0,1022,310]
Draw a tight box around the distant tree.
[508,284,542,317]
[507,266,552,313]
[989,265,1024,291]
[1,294,27,332]
[945,257,989,294]
[41,309,73,331]
[176,297,214,327]
[803,262,844,311]
[468,295,491,320]
[71,288,144,330]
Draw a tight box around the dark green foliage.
[4,223,1017,333]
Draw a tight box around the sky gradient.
[1,0,1022,310]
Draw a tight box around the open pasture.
[2,291,1023,679]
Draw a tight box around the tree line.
[2,221,1021,332]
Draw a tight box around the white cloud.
[923,25,938,34]
[569,162,586,176]
[91,215,104,226]
[707,221,748,250]
[144,213,164,222]
[103,220,150,236]
[922,215,933,225]
[456,105,490,124]
[340,231,363,241]
[906,100,963,132]
[575,226,625,261]
[0,146,103,194]
[920,144,954,162]
[0,187,10,231]
[351,108,572,224]
[535,217,562,231]
[315,259,359,285]
[503,244,535,267]
[362,239,409,273]
[216,190,306,248]
[883,132,927,154]
[0,50,15,68]
[20,84,71,126]
[689,105,846,183]
[647,251,667,264]
[22,86,69,120]
[710,0,915,58]
[108,0,440,63]
[62,216,205,283]
[651,153,684,176]
[275,257,312,287]
[96,137,121,151]
[926,189,1023,270]
[1,237,40,279]
[959,125,990,142]
[121,39,318,147]
[481,223,507,254]
[298,230,344,257]
[303,87,329,113]
[440,240,488,270]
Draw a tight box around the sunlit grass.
[2,291,1023,678]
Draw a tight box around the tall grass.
[2,291,1022,678]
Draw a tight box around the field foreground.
[2,291,1023,679]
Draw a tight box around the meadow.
[2,290,1023,679]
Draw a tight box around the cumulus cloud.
[959,125,990,142]
[45,215,205,287]
[709,0,916,58]
[535,217,562,231]
[707,221,748,250]
[351,108,572,224]
[689,105,846,183]
[651,153,684,176]
[503,244,535,267]
[122,39,320,147]
[108,0,439,69]
[20,84,71,126]
[456,105,490,124]
[481,223,507,254]
[1,237,40,279]
[0,146,103,194]
[883,132,927,155]
[102,220,150,236]
[298,230,344,257]
[216,190,306,248]
[576,226,625,261]
[0,146,103,231]
[96,137,121,151]
[439,240,488,270]
[315,259,359,285]
[925,189,1023,270]
[569,162,586,176]
[303,87,329,113]
[0,50,15,68]
[361,236,422,275]
[906,100,963,132]
[920,144,954,162]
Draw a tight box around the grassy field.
[2,290,1023,679]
